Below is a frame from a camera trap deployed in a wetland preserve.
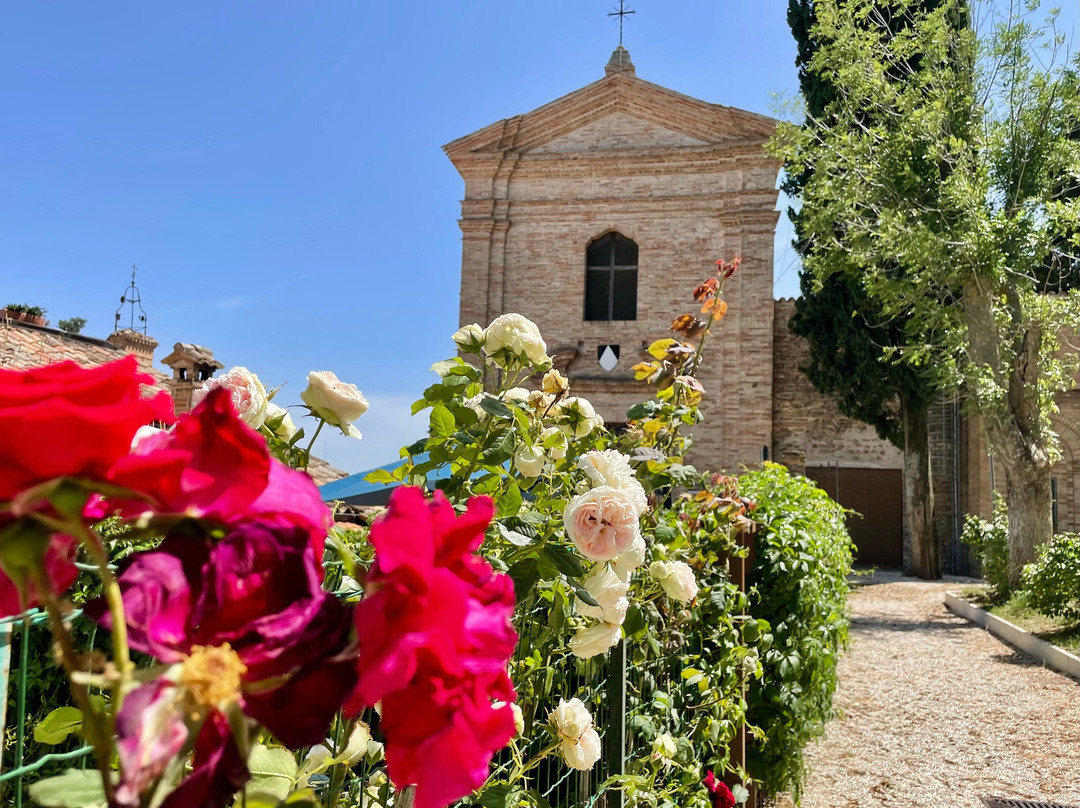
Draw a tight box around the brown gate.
[805,466,903,568]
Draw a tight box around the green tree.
[784,0,961,578]
[772,0,1080,584]
[58,316,87,334]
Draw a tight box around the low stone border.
[944,591,1080,680]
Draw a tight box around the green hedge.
[739,463,853,801]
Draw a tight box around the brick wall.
[771,298,903,475]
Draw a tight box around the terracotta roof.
[0,319,170,390]
[307,455,350,486]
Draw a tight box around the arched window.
[585,232,637,321]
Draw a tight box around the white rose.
[578,450,647,516]
[552,698,593,745]
[191,366,268,429]
[503,387,531,404]
[452,323,486,352]
[301,370,369,439]
[541,426,568,460]
[303,744,332,772]
[339,722,375,766]
[513,444,546,477]
[264,402,297,441]
[563,725,602,770]
[564,486,642,561]
[649,560,699,603]
[612,535,648,582]
[483,313,549,368]
[557,396,600,438]
[569,621,622,659]
[575,563,630,624]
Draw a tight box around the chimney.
[160,342,224,415]
[107,328,159,370]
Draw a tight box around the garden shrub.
[737,463,853,802]
[1021,532,1080,621]
[960,494,1010,597]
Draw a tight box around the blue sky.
[1,2,1076,475]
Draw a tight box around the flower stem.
[303,419,327,466]
[30,566,117,805]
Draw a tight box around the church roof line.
[443,54,778,161]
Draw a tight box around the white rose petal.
[192,366,269,429]
[503,387,531,404]
[514,444,546,478]
[552,698,592,742]
[561,727,602,770]
[612,535,648,581]
[483,313,549,368]
[301,370,369,440]
[430,359,459,378]
[569,622,622,659]
[578,450,647,515]
[649,560,699,603]
[652,732,677,762]
[575,563,630,624]
[340,723,374,766]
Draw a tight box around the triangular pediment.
[530,112,709,153]
[444,68,778,164]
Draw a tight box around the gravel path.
[794,574,1080,808]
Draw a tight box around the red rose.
[703,770,737,808]
[0,357,174,507]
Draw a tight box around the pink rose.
[563,486,641,561]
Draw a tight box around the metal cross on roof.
[608,0,635,46]
[114,263,148,335]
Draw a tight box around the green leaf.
[622,604,647,637]
[497,483,523,518]
[364,468,398,485]
[570,582,599,608]
[541,544,585,578]
[482,430,516,464]
[732,784,751,804]
[430,404,456,439]
[480,396,513,419]
[28,769,109,808]
[479,783,514,808]
[508,558,541,601]
[33,706,83,745]
[245,744,298,801]
[497,522,534,547]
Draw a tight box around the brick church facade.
[445,48,1079,570]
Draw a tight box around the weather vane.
[608,0,635,46]
[114,263,148,335]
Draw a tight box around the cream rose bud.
[578,450,648,516]
[264,402,298,441]
[495,701,526,738]
[569,621,622,659]
[613,535,648,581]
[564,485,642,561]
[541,426,568,460]
[649,560,699,603]
[483,313,549,368]
[192,366,269,429]
[513,444,546,478]
[575,563,630,624]
[452,323,486,352]
[557,396,599,438]
[301,371,369,439]
[651,733,678,762]
[542,368,569,396]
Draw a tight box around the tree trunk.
[902,398,940,579]
[963,282,1055,586]
[1001,447,1054,586]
